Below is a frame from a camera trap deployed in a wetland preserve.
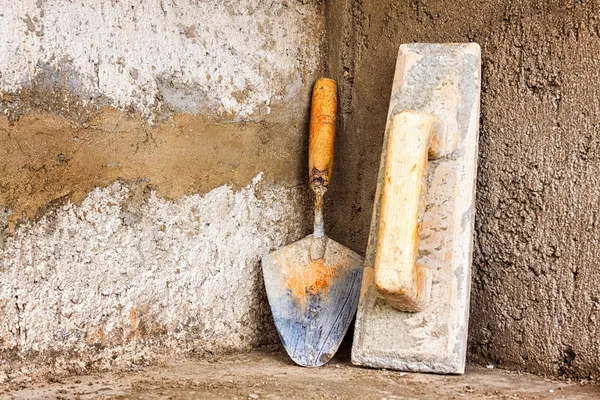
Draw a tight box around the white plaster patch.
[0,0,324,120]
[0,175,309,370]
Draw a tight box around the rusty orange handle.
[309,78,337,189]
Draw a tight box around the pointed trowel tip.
[289,352,330,368]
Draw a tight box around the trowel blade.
[262,235,363,367]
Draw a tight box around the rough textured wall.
[0,0,324,381]
[326,0,600,378]
[0,0,321,121]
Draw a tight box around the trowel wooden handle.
[374,110,446,312]
[309,78,337,188]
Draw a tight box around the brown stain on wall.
[326,0,600,379]
[129,308,141,341]
[0,108,308,228]
[85,328,105,345]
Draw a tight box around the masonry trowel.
[262,78,363,367]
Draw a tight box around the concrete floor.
[2,350,599,399]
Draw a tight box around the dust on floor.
[1,350,599,399]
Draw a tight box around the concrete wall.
[325,0,600,378]
[0,0,324,381]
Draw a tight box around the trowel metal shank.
[351,43,481,374]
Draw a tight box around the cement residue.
[0,62,104,124]
[326,0,600,379]
[0,178,311,383]
[0,108,308,230]
[0,0,325,120]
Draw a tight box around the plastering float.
[351,43,481,374]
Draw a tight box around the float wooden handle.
[374,110,446,312]
[309,78,337,189]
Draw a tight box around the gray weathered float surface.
[263,235,363,367]
[351,43,481,374]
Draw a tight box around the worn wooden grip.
[309,78,337,188]
[374,110,445,312]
